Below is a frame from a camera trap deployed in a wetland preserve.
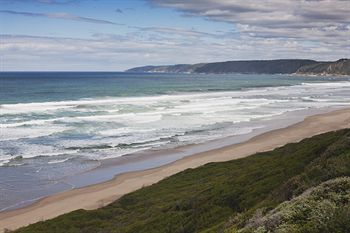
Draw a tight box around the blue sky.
[1,0,349,71]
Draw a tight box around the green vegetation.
[296,59,350,76]
[239,177,350,233]
[16,129,350,233]
[126,59,318,74]
[126,59,350,75]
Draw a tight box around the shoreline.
[61,106,343,190]
[1,106,330,213]
[0,106,343,213]
[1,108,350,231]
[292,72,350,77]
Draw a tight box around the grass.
[15,129,350,233]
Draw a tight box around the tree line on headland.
[126,59,350,76]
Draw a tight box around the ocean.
[1,72,350,211]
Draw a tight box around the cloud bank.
[150,1,349,37]
[0,10,121,25]
[150,0,350,52]
[2,29,346,71]
[1,0,349,70]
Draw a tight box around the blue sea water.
[0,72,326,104]
[0,72,350,211]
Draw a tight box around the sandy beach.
[1,108,349,232]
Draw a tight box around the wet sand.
[1,108,349,232]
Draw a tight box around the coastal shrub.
[15,129,350,233]
[239,177,350,233]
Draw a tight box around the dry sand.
[1,108,349,232]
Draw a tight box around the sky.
[0,0,349,71]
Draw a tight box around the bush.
[16,129,350,233]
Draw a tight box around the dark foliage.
[16,129,350,233]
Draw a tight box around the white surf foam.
[1,81,350,165]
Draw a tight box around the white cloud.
[2,0,349,70]
[1,31,347,71]
[0,10,121,25]
[149,0,350,54]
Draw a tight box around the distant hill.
[296,59,350,75]
[126,63,205,73]
[195,59,316,74]
[126,59,350,75]
[16,129,350,233]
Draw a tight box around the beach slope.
[1,108,350,232]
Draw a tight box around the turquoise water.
[0,72,350,211]
[0,72,311,104]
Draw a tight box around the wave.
[0,125,69,141]
[300,81,350,87]
[47,158,71,164]
[0,196,44,212]
[1,81,349,114]
[1,81,350,164]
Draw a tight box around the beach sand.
[1,108,349,232]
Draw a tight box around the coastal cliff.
[126,59,350,75]
[296,59,350,75]
[194,59,316,74]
